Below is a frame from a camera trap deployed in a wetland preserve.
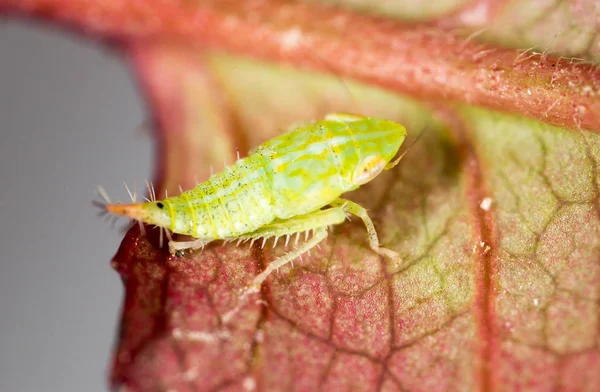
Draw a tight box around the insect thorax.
[259,122,358,219]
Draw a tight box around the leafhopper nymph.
[101,113,406,291]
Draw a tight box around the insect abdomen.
[165,154,275,239]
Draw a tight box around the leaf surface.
[3,1,600,391]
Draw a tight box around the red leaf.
[4,1,600,391]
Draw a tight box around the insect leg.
[330,198,401,262]
[168,238,212,255]
[241,207,346,290]
[222,209,341,323]
[239,208,345,241]
[251,226,327,290]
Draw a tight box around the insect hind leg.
[169,238,212,255]
[330,198,401,262]
[241,207,346,290]
[250,226,328,290]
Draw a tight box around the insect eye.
[352,155,386,185]
[156,202,164,209]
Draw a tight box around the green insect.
[103,113,406,291]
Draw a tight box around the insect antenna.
[385,123,429,170]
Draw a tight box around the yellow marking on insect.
[352,155,387,185]
[100,113,407,293]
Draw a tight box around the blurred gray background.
[1,21,151,391]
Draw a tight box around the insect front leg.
[239,207,346,291]
[330,198,401,262]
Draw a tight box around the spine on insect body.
[157,154,276,239]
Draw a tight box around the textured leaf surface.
[109,53,600,390]
[3,1,600,391]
